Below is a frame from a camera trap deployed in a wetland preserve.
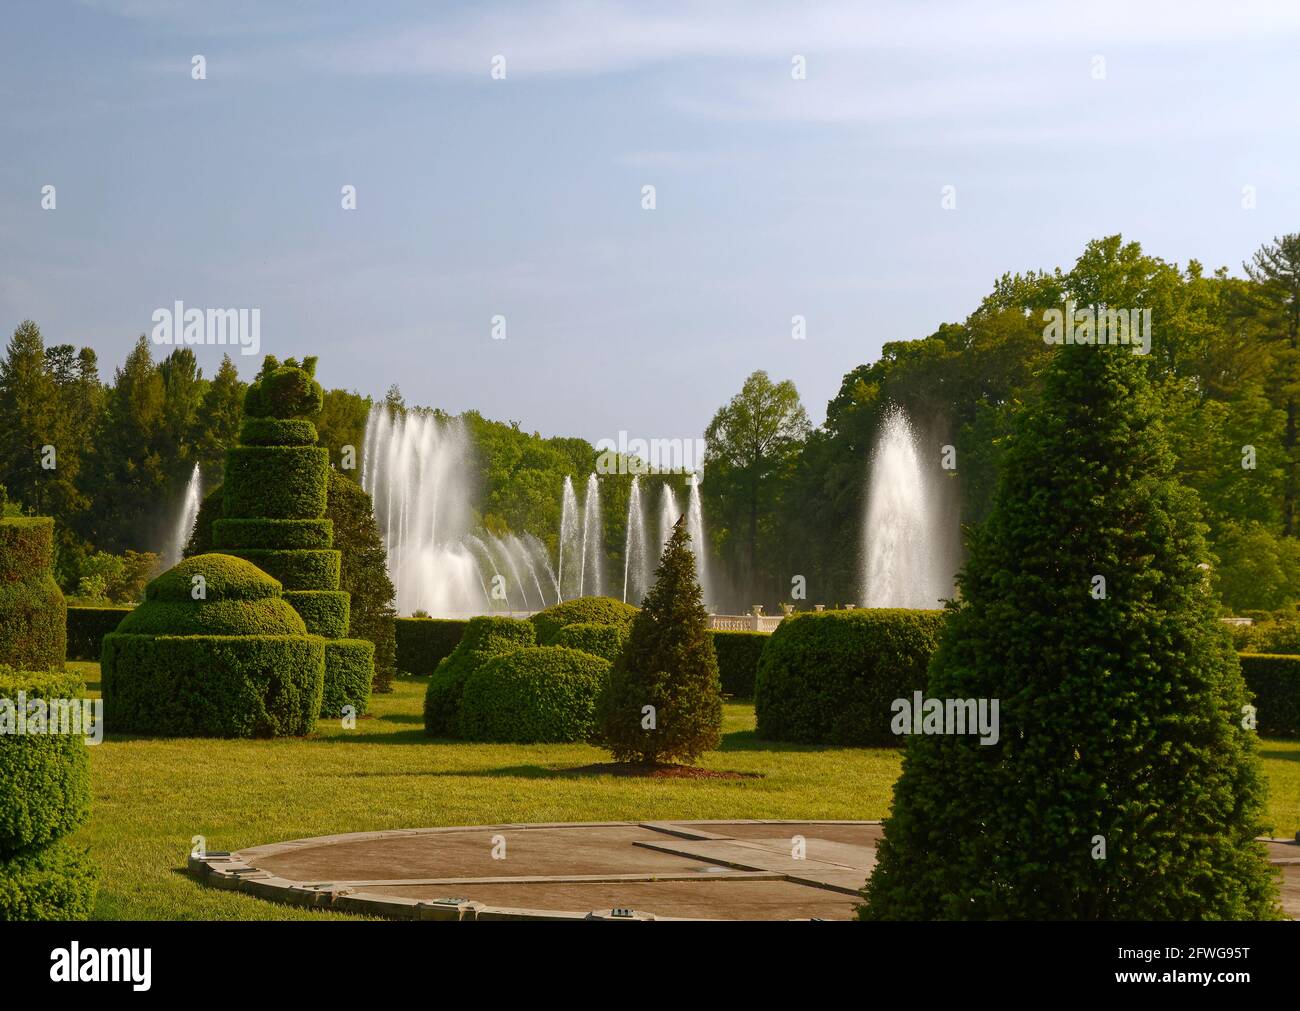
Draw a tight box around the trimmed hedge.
[424,617,535,737]
[238,417,319,447]
[755,608,946,746]
[212,518,334,550]
[709,629,768,698]
[148,555,282,602]
[1238,654,1300,738]
[461,646,611,743]
[0,669,91,854]
[322,638,375,719]
[0,518,65,672]
[114,597,306,637]
[243,359,325,420]
[283,591,350,638]
[102,633,325,737]
[0,839,98,921]
[530,596,638,645]
[222,446,329,519]
[66,606,132,661]
[227,549,340,592]
[552,622,627,663]
[395,617,467,675]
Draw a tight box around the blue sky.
[2,0,1298,444]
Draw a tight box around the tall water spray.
[558,476,582,598]
[579,473,604,597]
[622,476,651,604]
[168,463,203,567]
[686,475,712,607]
[861,407,952,608]
[657,484,679,559]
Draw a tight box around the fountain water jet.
[167,463,203,566]
[622,476,651,604]
[657,484,680,558]
[579,474,604,597]
[686,475,712,608]
[558,476,582,599]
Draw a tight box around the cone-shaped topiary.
[594,518,722,764]
[0,518,66,671]
[212,356,375,716]
[860,342,1280,920]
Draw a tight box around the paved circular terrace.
[189,821,1300,921]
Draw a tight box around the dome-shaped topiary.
[423,616,535,737]
[530,596,638,646]
[551,621,628,662]
[242,356,324,420]
[460,645,611,743]
[143,553,284,603]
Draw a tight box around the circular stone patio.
[189,821,1300,921]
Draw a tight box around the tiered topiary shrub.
[754,609,945,745]
[0,517,66,671]
[551,621,627,663]
[530,596,638,645]
[211,357,375,718]
[395,617,468,674]
[460,645,611,743]
[423,616,535,737]
[1237,654,1300,738]
[709,629,769,698]
[0,667,98,920]
[101,555,324,737]
[66,606,133,661]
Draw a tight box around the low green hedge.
[67,606,133,661]
[424,617,535,737]
[755,609,946,746]
[0,517,54,582]
[0,839,98,921]
[101,634,325,738]
[322,638,374,719]
[238,417,320,447]
[0,578,66,672]
[530,596,638,645]
[395,617,468,675]
[552,622,627,663]
[0,669,91,854]
[460,646,611,743]
[1238,654,1300,738]
[709,629,769,698]
[284,591,350,638]
[222,446,329,519]
[212,518,334,550]
[228,549,340,592]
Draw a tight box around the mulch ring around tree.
[560,763,763,780]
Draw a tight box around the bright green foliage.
[147,554,282,602]
[0,668,90,852]
[423,616,535,736]
[0,839,98,922]
[551,622,627,662]
[0,517,66,671]
[238,417,319,447]
[283,591,350,638]
[530,596,638,645]
[1237,654,1300,738]
[708,629,769,698]
[395,617,467,674]
[211,519,334,550]
[861,343,1280,921]
[229,549,340,592]
[754,609,945,745]
[66,606,132,660]
[241,356,324,420]
[322,639,376,718]
[595,520,722,764]
[222,446,330,520]
[460,645,610,743]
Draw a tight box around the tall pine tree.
[861,341,1279,920]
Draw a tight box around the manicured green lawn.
[66,661,1299,920]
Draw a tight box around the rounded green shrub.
[395,617,467,675]
[212,518,334,550]
[754,609,945,746]
[0,669,91,854]
[66,606,132,661]
[102,634,324,737]
[243,357,324,420]
[552,622,627,662]
[461,646,610,743]
[222,446,329,519]
[423,616,535,737]
[322,638,375,718]
[113,597,306,636]
[228,549,340,591]
[238,417,319,447]
[530,596,638,645]
[146,554,282,603]
[283,591,350,638]
[0,839,98,921]
[709,629,769,698]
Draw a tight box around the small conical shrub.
[860,342,1280,920]
[595,518,721,765]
